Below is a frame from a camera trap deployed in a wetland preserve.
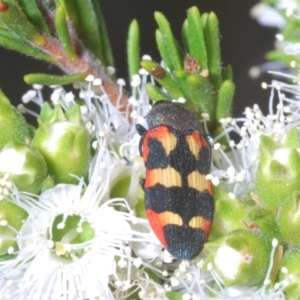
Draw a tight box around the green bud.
[165,291,184,300]
[145,83,169,102]
[204,230,272,286]
[211,187,250,239]
[277,191,300,247]
[32,105,90,184]
[250,207,281,242]
[40,175,55,192]
[0,200,28,256]
[0,141,48,194]
[283,126,300,148]
[0,89,30,147]
[279,248,300,299]
[256,135,300,211]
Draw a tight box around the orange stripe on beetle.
[136,101,214,260]
[142,126,177,162]
[145,166,182,188]
[186,131,207,160]
[187,170,213,195]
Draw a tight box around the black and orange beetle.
[136,101,214,260]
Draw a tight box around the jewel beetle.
[136,101,214,260]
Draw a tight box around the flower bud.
[32,105,90,184]
[279,248,300,299]
[277,191,300,247]
[40,175,55,193]
[0,141,48,194]
[256,133,300,211]
[249,207,281,242]
[204,230,272,286]
[0,199,28,256]
[0,89,30,147]
[211,187,250,239]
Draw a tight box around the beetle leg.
[136,124,147,156]
[139,178,145,190]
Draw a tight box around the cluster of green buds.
[202,125,300,298]
[128,6,235,133]
[0,88,90,255]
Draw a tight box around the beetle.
[136,100,214,260]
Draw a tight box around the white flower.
[210,75,300,199]
[0,161,162,299]
[251,3,286,28]
[251,0,299,29]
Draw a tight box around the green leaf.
[0,29,56,63]
[216,80,235,121]
[55,6,77,60]
[186,6,208,70]
[155,29,173,70]
[185,74,215,121]
[201,12,209,29]
[141,60,184,99]
[91,0,114,66]
[57,0,80,29]
[73,0,103,61]
[173,69,195,107]
[154,11,183,71]
[18,0,50,33]
[0,2,45,46]
[73,0,112,65]
[127,19,140,82]
[203,12,222,89]
[24,73,87,85]
[181,19,188,52]
[0,88,10,105]
[222,64,233,81]
[145,83,170,101]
